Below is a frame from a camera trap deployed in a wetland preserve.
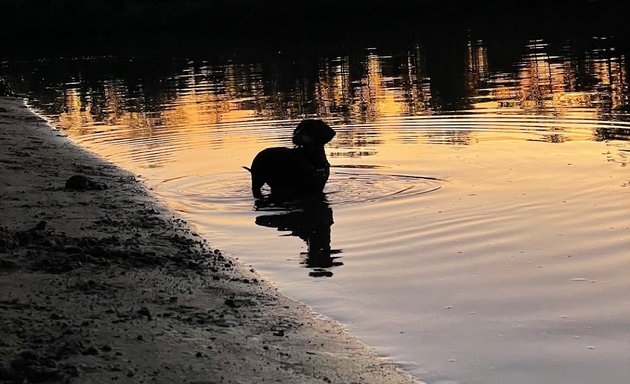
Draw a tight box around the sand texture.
[0,96,419,384]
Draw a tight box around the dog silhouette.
[245,119,335,199]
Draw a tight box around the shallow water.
[3,33,630,383]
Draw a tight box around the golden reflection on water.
[55,39,626,131]
[467,38,629,120]
[11,35,626,173]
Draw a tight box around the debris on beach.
[64,175,107,191]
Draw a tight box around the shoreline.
[0,96,420,383]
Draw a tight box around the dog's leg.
[244,165,264,198]
[251,173,265,198]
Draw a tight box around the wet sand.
[0,96,420,384]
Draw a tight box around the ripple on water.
[156,172,253,212]
[155,167,445,214]
[326,167,444,205]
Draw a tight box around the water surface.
[3,32,630,384]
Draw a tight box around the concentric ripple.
[155,172,253,212]
[154,168,444,213]
[326,168,444,205]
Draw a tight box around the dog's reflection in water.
[254,194,342,277]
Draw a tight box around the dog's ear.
[293,119,336,146]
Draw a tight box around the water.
[3,32,630,384]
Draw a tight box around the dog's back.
[249,147,302,197]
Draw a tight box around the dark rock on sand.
[137,306,152,321]
[64,175,107,191]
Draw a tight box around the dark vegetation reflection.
[254,195,342,278]
[2,34,630,141]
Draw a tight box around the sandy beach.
[0,95,419,384]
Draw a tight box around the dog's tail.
[242,166,252,173]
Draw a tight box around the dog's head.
[292,119,336,147]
